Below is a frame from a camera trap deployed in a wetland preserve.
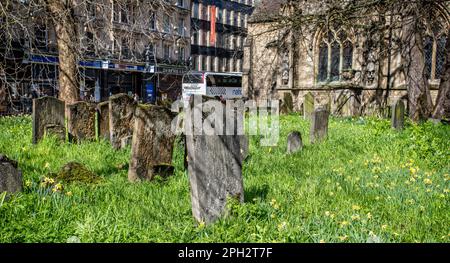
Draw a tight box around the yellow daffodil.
[423,178,432,185]
[351,214,360,221]
[352,205,361,211]
[340,221,349,227]
[338,235,348,241]
[367,212,372,219]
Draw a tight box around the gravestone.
[128,105,176,182]
[186,96,244,224]
[303,92,314,120]
[281,92,294,114]
[97,101,110,140]
[287,131,303,154]
[0,155,22,194]
[32,97,65,144]
[44,124,66,142]
[310,107,329,144]
[109,94,136,149]
[240,135,249,161]
[67,101,97,142]
[391,100,405,130]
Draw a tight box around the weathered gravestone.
[240,135,249,161]
[391,100,405,130]
[303,92,314,120]
[97,101,110,140]
[32,96,65,144]
[0,155,22,194]
[109,93,136,149]
[186,96,244,224]
[281,92,294,114]
[287,131,303,154]
[128,105,176,182]
[67,101,97,142]
[44,124,66,142]
[310,107,329,144]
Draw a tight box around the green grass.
[0,114,449,243]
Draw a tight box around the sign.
[145,82,156,103]
[102,61,109,69]
[210,5,216,46]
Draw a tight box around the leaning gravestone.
[0,154,22,194]
[310,107,329,144]
[128,105,176,182]
[67,101,97,142]
[303,92,314,120]
[109,94,136,149]
[186,96,244,224]
[287,131,303,154]
[391,100,405,131]
[32,96,65,144]
[97,101,110,140]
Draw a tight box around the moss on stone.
[55,162,101,184]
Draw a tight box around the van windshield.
[183,73,203,84]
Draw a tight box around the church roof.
[249,0,288,23]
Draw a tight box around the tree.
[45,0,80,104]
[400,2,433,122]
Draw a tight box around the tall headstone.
[109,94,136,149]
[391,100,405,130]
[281,92,294,114]
[32,96,65,144]
[287,131,303,154]
[186,96,244,224]
[128,105,176,182]
[303,92,314,120]
[0,155,22,194]
[67,101,97,142]
[97,101,110,140]
[310,107,329,144]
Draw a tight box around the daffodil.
[351,214,360,221]
[66,191,73,196]
[381,225,388,230]
[338,235,348,241]
[423,178,432,185]
[340,221,349,227]
[352,205,361,211]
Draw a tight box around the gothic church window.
[316,27,354,83]
[423,11,448,81]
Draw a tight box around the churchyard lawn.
[0,115,448,242]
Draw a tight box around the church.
[242,0,449,116]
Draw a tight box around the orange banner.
[210,5,216,46]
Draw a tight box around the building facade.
[190,0,254,72]
[1,0,192,112]
[243,0,449,116]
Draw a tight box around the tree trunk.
[46,0,79,105]
[432,29,450,120]
[401,4,433,123]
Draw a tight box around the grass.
[0,114,449,243]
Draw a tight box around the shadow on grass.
[245,183,269,203]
